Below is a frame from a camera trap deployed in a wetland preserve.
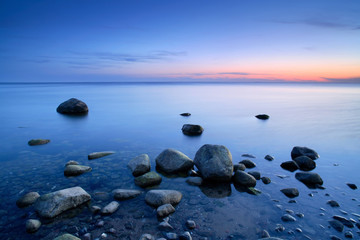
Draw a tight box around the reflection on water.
[0,82,359,239]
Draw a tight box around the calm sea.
[0,82,359,239]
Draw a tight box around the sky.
[0,0,360,83]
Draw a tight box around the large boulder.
[291,146,319,160]
[155,149,194,174]
[56,98,88,114]
[295,172,323,186]
[293,156,316,171]
[127,154,151,177]
[181,124,204,136]
[233,170,256,188]
[134,172,162,188]
[194,144,233,182]
[34,186,91,218]
[145,190,182,207]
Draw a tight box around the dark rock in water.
[328,220,344,232]
[139,234,155,240]
[28,139,50,146]
[127,154,151,177]
[65,160,79,166]
[330,235,341,240]
[179,231,192,240]
[88,151,115,160]
[180,113,191,116]
[64,164,91,177]
[347,183,357,190]
[240,159,256,168]
[260,238,286,240]
[248,171,261,180]
[293,156,316,171]
[261,229,270,238]
[112,189,142,200]
[261,177,271,184]
[134,172,162,188]
[327,200,340,207]
[159,220,174,231]
[333,215,354,228]
[255,114,269,120]
[186,177,203,186]
[295,172,323,186]
[186,220,196,229]
[157,203,175,218]
[291,146,319,160]
[280,188,299,198]
[181,124,204,136]
[233,170,256,188]
[281,214,296,222]
[165,233,178,240]
[145,189,182,207]
[53,233,81,240]
[194,144,233,182]
[242,154,256,158]
[199,182,231,198]
[280,161,299,172]
[56,98,88,114]
[233,163,246,171]
[356,222,360,229]
[16,192,40,208]
[264,155,274,161]
[101,201,119,215]
[26,219,41,233]
[344,231,354,238]
[155,149,194,174]
[35,186,91,218]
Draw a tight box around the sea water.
[0,82,359,239]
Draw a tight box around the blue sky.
[1,0,359,82]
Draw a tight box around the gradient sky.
[1,0,360,82]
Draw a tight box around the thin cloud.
[324,77,360,83]
[274,19,359,30]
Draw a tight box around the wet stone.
[139,234,155,240]
[265,155,274,161]
[16,192,40,208]
[26,219,41,233]
[329,220,344,232]
[28,139,50,146]
[242,154,255,158]
[113,189,142,200]
[333,215,354,228]
[165,232,178,240]
[157,203,175,218]
[88,151,115,160]
[261,229,270,238]
[134,171,162,188]
[261,177,271,184]
[248,171,261,180]
[347,183,357,190]
[53,233,81,240]
[281,214,296,222]
[327,200,340,207]
[344,231,354,238]
[233,163,246,172]
[240,159,256,168]
[158,221,174,231]
[280,188,299,198]
[275,224,285,232]
[186,177,203,186]
[280,161,299,172]
[101,201,119,215]
[179,231,192,240]
[289,200,297,203]
[186,220,196,229]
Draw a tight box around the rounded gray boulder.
[181,124,204,136]
[233,170,257,187]
[155,149,194,174]
[145,190,182,207]
[194,144,233,182]
[127,154,151,177]
[56,98,88,114]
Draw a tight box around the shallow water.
[0,82,359,239]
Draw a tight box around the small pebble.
[296,213,304,218]
[186,220,196,229]
[260,230,270,238]
[281,214,296,222]
[264,155,274,161]
[344,231,353,238]
[96,220,104,227]
[83,233,92,240]
[286,209,294,214]
[275,224,285,232]
[100,233,107,239]
[179,231,192,240]
[165,232,178,240]
[295,228,302,233]
[327,200,340,207]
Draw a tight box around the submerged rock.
[295,172,323,186]
[194,144,233,182]
[199,182,231,198]
[157,203,175,218]
[34,186,91,218]
[64,164,91,177]
[328,220,344,232]
[264,155,274,161]
[181,124,204,136]
[145,190,182,207]
[242,154,256,158]
[233,163,246,172]
[346,183,357,190]
[26,219,41,233]
[101,201,119,215]
[16,192,40,208]
[134,171,162,188]
[280,188,299,198]
[248,171,261,180]
[54,233,81,240]
[28,139,50,146]
[333,215,354,228]
[186,177,203,186]
[179,231,192,240]
[240,159,256,168]
[280,161,299,172]
[113,189,142,200]
[261,177,271,184]
[327,200,340,207]
[291,146,319,160]
[233,170,256,188]
[155,149,194,174]
[127,154,151,177]
[293,156,316,171]
[56,98,88,114]
[88,151,115,160]
[281,214,296,222]
[255,114,269,120]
